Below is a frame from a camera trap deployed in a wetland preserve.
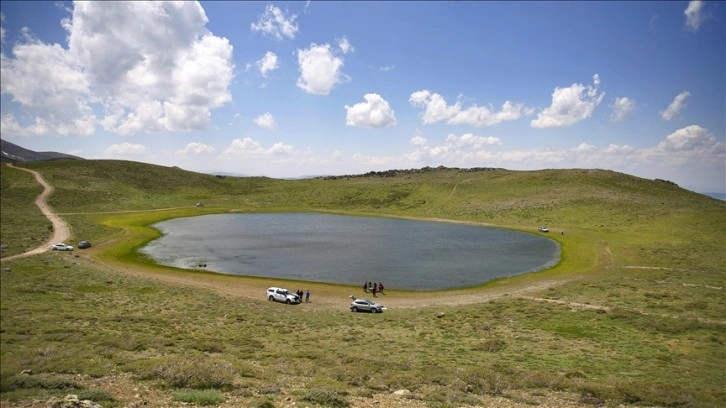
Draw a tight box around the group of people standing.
[363,281,384,297]
[296,289,310,302]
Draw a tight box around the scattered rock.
[393,389,412,397]
[436,312,445,318]
[49,394,103,408]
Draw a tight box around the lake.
[140,213,560,290]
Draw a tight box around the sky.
[1,1,724,194]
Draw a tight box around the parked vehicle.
[538,226,549,232]
[50,243,74,251]
[78,240,91,249]
[266,287,300,304]
[350,298,384,313]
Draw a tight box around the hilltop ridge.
[0,139,84,163]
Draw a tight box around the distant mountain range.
[705,192,726,200]
[1,139,84,163]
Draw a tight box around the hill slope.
[1,159,725,407]
[4,159,724,271]
[0,139,84,163]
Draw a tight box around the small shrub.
[249,397,276,408]
[301,389,349,408]
[153,355,236,389]
[258,384,281,395]
[473,338,506,352]
[457,366,512,396]
[306,376,348,394]
[76,388,115,404]
[171,388,225,406]
[4,374,81,392]
[581,380,698,407]
[421,385,481,407]
[564,370,587,379]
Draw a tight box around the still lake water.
[140,213,560,290]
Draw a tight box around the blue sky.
[1,1,724,193]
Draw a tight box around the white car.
[50,243,74,251]
[538,226,549,233]
[267,287,300,304]
[350,299,384,313]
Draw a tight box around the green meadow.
[1,160,724,407]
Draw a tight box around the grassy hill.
[1,160,724,407]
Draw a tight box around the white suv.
[266,287,300,304]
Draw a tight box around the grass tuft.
[171,388,225,405]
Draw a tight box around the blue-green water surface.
[140,213,559,290]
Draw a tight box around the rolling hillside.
[5,159,723,268]
[1,159,724,407]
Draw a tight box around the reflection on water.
[140,213,560,290]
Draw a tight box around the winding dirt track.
[2,163,70,261]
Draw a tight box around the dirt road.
[2,164,71,261]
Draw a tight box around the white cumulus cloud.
[660,91,690,121]
[176,142,216,155]
[447,133,502,148]
[658,125,720,152]
[344,93,397,128]
[610,96,635,122]
[408,132,503,163]
[296,42,350,95]
[105,142,150,156]
[684,1,705,31]
[223,137,294,158]
[409,91,531,127]
[224,137,263,156]
[1,1,235,138]
[531,74,604,128]
[449,101,534,127]
[410,135,428,146]
[256,51,279,77]
[409,91,461,124]
[250,4,298,40]
[73,2,234,134]
[337,36,354,54]
[0,40,95,136]
[254,112,276,130]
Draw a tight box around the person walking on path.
[305,289,311,302]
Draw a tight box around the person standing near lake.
[305,289,310,302]
[371,283,377,297]
[378,282,384,295]
[363,282,368,293]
